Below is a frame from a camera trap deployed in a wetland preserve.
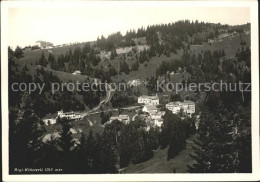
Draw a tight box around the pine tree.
[38,52,48,66]
[11,92,45,169]
[78,59,85,72]
[187,109,213,172]
[41,135,60,169]
[99,137,118,173]
[188,98,239,173]
[59,119,76,172]
[14,46,24,59]
[167,119,186,160]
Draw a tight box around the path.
[81,83,113,118]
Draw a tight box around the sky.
[8,6,250,48]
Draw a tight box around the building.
[154,118,164,127]
[142,105,158,114]
[43,118,56,125]
[35,41,53,49]
[149,111,165,127]
[57,110,81,121]
[150,111,165,120]
[107,114,130,125]
[116,46,133,54]
[166,100,195,117]
[72,70,81,75]
[183,100,196,115]
[166,102,181,114]
[138,94,159,105]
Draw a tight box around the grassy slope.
[190,33,251,57]
[19,31,250,84]
[123,134,197,173]
[19,25,250,172]
[120,32,251,173]
[111,50,183,82]
[21,43,87,65]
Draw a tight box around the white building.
[166,100,195,117]
[72,70,81,75]
[107,114,130,125]
[142,105,158,114]
[150,111,165,120]
[43,118,56,125]
[138,94,159,105]
[116,47,133,54]
[154,118,164,127]
[166,102,181,114]
[57,110,81,121]
[35,41,53,49]
[183,100,196,116]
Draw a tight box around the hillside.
[123,135,197,173]
[9,20,252,174]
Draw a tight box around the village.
[7,3,253,175]
[43,92,197,132]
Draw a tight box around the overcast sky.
[8,6,250,48]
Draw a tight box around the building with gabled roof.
[166,100,195,117]
[142,105,158,114]
[106,114,130,125]
[138,94,159,105]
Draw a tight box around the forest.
[8,20,251,173]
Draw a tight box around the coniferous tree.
[11,92,45,169]
[188,95,240,173]
[38,52,48,66]
[14,46,24,59]
[59,119,77,172]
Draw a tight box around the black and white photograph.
[1,1,259,181]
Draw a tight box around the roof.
[183,100,195,104]
[119,115,129,120]
[166,101,194,107]
[144,105,157,110]
[62,112,75,115]
[35,40,53,44]
[138,95,159,100]
[166,102,179,107]
[110,116,119,120]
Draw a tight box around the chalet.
[138,94,159,105]
[57,110,81,121]
[35,41,53,49]
[142,105,158,114]
[166,100,195,117]
[43,118,56,125]
[150,111,165,120]
[116,47,132,54]
[107,114,130,125]
[72,70,81,75]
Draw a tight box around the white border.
[1,1,259,181]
